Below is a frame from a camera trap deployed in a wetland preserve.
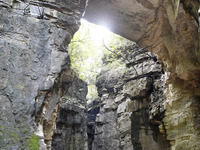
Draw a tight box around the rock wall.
[84,0,200,87]
[0,0,87,149]
[85,1,200,149]
[52,75,88,150]
[163,82,200,150]
[0,0,200,149]
[87,99,100,150]
[92,44,170,150]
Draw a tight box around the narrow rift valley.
[0,0,199,150]
[50,19,170,150]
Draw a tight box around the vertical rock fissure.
[90,43,170,150]
[0,0,87,149]
[1,0,199,149]
[51,73,88,150]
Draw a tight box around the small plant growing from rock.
[25,134,40,150]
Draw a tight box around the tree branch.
[103,39,139,76]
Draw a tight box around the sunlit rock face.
[85,0,200,149]
[84,0,161,41]
[0,0,87,149]
[84,0,200,87]
[0,0,199,149]
[52,75,88,150]
[91,44,170,150]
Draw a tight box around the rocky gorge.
[88,43,169,150]
[0,0,200,150]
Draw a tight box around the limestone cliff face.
[85,1,200,149]
[0,0,87,149]
[87,99,100,150]
[84,0,200,87]
[0,0,200,149]
[91,44,169,150]
[52,75,88,150]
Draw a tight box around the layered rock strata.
[0,0,87,149]
[0,0,200,149]
[52,75,88,150]
[87,99,100,150]
[84,0,200,88]
[85,1,200,149]
[92,44,170,150]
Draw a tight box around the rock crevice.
[0,0,87,149]
[90,44,170,150]
[0,0,200,149]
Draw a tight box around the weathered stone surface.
[127,98,148,112]
[1,0,200,149]
[93,111,120,150]
[84,0,200,88]
[0,0,87,149]
[51,76,88,150]
[87,99,100,150]
[84,0,161,41]
[163,82,200,150]
[85,1,200,149]
[123,77,153,99]
[92,44,169,150]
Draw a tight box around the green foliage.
[87,85,98,100]
[105,59,127,77]
[102,34,135,64]
[25,134,40,150]
[69,19,133,100]
[0,125,20,149]
[69,20,103,100]
[0,124,39,150]
[70,20,95,80]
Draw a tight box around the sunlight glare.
[81,19,112,43]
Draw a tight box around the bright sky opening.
[81,19,112,43]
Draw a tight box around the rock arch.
[0,0,199,149]
[84,1,200,149]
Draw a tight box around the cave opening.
[51,18,170,150]
[1,0,199,149]
[69,19,135,102]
